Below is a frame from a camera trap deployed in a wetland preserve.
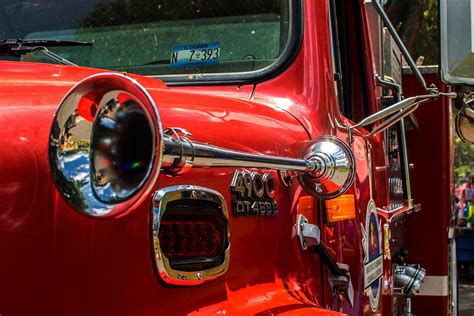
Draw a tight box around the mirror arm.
[347,94,439,142]
[371,0,430,93]
[351,95,434,129]
[368,102,421,136]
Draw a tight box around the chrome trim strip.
[151,185,230,286]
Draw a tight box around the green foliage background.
[385,0,439,65]
[387,0,473,186]
[454,136,474,186]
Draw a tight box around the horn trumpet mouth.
[49,73,163,217]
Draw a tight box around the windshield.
[0,0,291,79]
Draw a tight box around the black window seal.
[328,0,346,114]
[148,0,304,87]
[329,0,369,121]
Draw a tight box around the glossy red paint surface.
[404,73,453,315]
[0,0,446,315]
[0,60,332,315]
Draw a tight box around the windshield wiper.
[0,39,93,66]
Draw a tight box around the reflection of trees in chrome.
[79,0,281,28]
[52,149,114,215]
[62,152,114,215]
[52,151,87,212]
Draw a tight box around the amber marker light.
[298,196,316,220]
[325,194,356,222]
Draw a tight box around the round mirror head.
[456,108,474,144]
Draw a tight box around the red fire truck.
[0,0,471,314]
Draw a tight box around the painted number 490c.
[230,170,278,217]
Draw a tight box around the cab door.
[321,0,388,314]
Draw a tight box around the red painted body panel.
[404,73,453,315]
[0,58,354,316]
[0,61,332,315]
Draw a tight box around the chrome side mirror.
[440,0,474,85]
[365,0,458,140]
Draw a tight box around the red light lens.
[159,219,224,258]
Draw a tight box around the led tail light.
[157,206,228,272]
[159,219,224,258]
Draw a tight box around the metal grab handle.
[314,243,347,276]
[296,214,354,306]
[296,214,348,276]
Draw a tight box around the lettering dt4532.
[230,170,278,216]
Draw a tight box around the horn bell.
[49,73,163,217]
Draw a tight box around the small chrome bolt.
[195,273,202,280]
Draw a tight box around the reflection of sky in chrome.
[59,151,111,216]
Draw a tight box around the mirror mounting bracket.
[346,75,457,144]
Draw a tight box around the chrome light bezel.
[151,185,230,286]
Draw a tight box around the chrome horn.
[49,73,355,217]
[49,73,162,217]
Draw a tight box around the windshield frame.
[152,0,303,86]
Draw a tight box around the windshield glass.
[0,0,290,79]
